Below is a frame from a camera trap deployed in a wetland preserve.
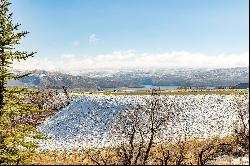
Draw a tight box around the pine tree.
[0,0,44,164]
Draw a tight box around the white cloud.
[88,34,99,44]
[12,51,249,72]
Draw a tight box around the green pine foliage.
[0,0,44,164]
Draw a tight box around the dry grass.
[32,135,247,165]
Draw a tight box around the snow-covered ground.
[209,154,249,165]
[36,94,249,151]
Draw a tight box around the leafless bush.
[85,148,119,165]
[107,93,177,165]
[196,138,233,165]
[153,143,172,165]
[86,149,108,165]
[172,136,190,165]
[19,87,74,126]
[232,94,249,155]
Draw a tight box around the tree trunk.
[0,57,5,115]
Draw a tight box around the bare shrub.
[232,94,249,155]
[19,88,74,126]
[108,92,177,165]
[85,148,119,165]
[196,138,233,165]
[152,142,172,165]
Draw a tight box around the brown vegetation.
[32,135,248,165]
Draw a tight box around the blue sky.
[11,0,249,71]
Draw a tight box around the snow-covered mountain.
[8,67,249,90]
[7,70,142,90]
[80,67,249,87]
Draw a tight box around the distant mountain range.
[8,67,249,90]
[8,70,142,90]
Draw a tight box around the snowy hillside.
[37,94,249,150]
